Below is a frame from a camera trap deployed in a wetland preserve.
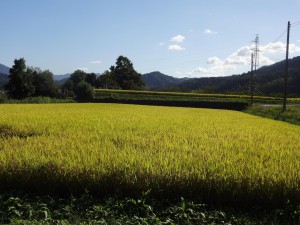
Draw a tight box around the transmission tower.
[250,53,254,105]
[250,34,260,104]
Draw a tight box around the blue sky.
[0,0,300,77]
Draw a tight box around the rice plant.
[0,103,299,208]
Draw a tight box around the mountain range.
[142,71,189,90]
[180,56,300,96]
[0,64,10,75]
[0,64,9,86]
[142,57,300,96]
[1,56,300,96]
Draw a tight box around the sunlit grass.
[0,103,299,207]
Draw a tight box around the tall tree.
[110,56,145,90]
[69,70,87,87]
[5,58,35,99]
[31,68,58,97]
[62,70,96,99]
[85,73,97,87]
[96,70,116,89]
[62,79,74,97]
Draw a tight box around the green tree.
[74,81,94,100]
[62,70,87,97]
[31,68,58,97]
[110,56,145,90]
[5,58,35,99]
[85,73,97,87]
[62,79,74,97]
[70,70,87,87]
[96,70,117,89]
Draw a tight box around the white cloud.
[180,41,300,77]
[193,67,218,75]
[236,46,250,56]
[203,29,218,34]
[168,44,186,51]
[193,63,235,77]
[223,47,251,66]
[89,60,101,64]
[207,57,223,65]
[175,71,195,78]
[261,42,286,53]
[290,43,300,52]
[159,42,165,46]
[259,55,275,65]
[261,42,300,54]
[224,57,247,65]
[170,35,186,43]
[76,67,88,71]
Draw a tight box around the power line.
[291,20,300,24]
[272,29,287,42]
[291,23,300,27]
[290,20,300,27]
[291,22,300,25]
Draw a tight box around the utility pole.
[282,21,290,112]
[250,53,254,105]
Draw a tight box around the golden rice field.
[0,103,300,207]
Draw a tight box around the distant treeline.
[3,56,144,100]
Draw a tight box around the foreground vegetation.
[2,192,300,224]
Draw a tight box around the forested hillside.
[142,71,186,90]
[143,56,300,97]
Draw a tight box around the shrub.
[0,91,7,103]
[74,81,94,101]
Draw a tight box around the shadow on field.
[90,98,249,111]
[1,166,299,211]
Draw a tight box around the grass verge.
[3,96,75,104]
[244,104,300,126]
